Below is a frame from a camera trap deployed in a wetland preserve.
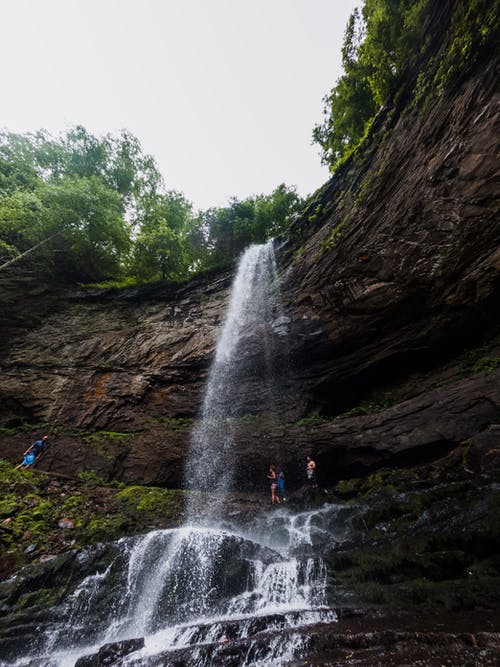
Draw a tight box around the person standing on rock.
[276,466,286,503]
[16,435,49,469]
[306,456,317,488]
[267,464,280,504]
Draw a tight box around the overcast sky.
[2,0,358,210]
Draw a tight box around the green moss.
[83,430,132,443]
[14,586,65,611]
[0,458,188,580]
[61,493,85,514]
[240,414,260,425]
[340,396,396,418]
[0,426,19,436]
[414,0,500,111]
[321,221,345,251]
[116,485,183,519]
[433,1,499,92]
[470,356,500,374]
[0,494,22,518]
[0,422,49,437]
[77,470,107,486]
[152,417,192,431]
[85,517,128,542]
[81,431,131,461]
[295,414,329,429]
[307,203,324,223]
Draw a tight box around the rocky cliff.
[0,5,499,489]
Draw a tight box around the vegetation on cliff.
[313,0,499,169]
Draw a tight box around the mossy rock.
[116,485,184,519]
[13,586,65,612]
[85,517,129,542]
[0,495,22,519]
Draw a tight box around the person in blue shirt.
[276,466,286,503]
[16,435,49,469]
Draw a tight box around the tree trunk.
[0,233,59,272]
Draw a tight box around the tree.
[131,190,192,281]
[0,128,162,282]
[37,176,131,282]
[194,185,304,268]
[313,0,432,170]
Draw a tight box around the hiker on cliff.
[306,456,317,488]
[16,435,49,469]
[267,464,280,504]
[276,466,286,503]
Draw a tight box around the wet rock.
[57,518,74,529]
[75,637,145,667]
[38,554,57,563]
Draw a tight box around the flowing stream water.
[11,241,342,667]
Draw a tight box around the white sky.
[2,0,358,210]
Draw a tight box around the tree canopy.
[0,128,303,285]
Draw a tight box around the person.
[267,464,280,504]
[276,466,286,503]
[306,456,317,488]
[16,435,49,469]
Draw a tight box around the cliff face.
[0,271,231,485]
[0,12,499,487]
[283,52,499,415]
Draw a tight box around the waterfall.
[186,240,284,520]
[8,241,340,667]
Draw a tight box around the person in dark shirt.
[16,435,49,469]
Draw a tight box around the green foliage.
[315,0,500,170]
[432,0,499,92]
[313,0,448,169]
[37,175,131,282]
[0,127,148,281]
[131,190,192,281]
[321,221,345,250]
[0,127,304,283]
[195,184,304,268]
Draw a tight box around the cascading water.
[186,240,286,520]
[8,241,341,667]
